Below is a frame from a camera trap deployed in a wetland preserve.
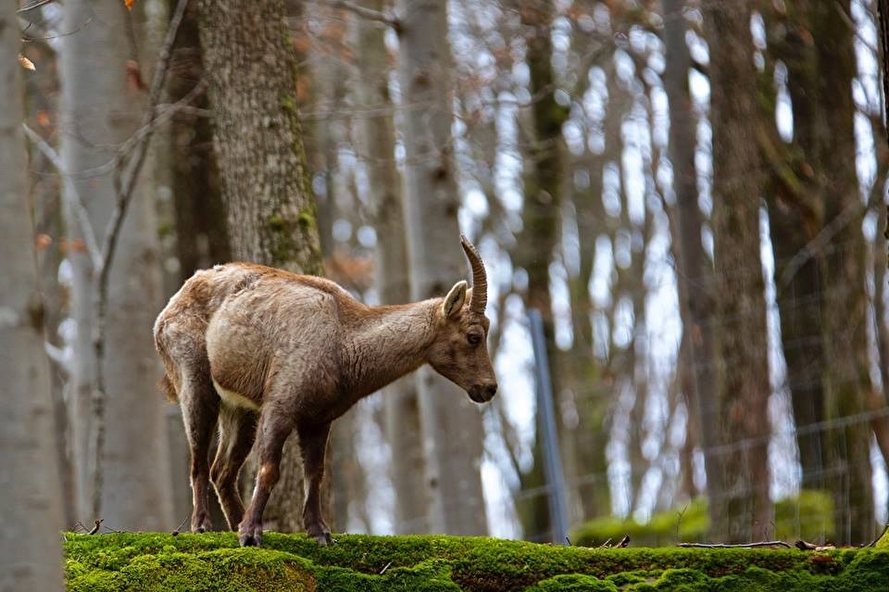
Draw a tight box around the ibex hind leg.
[178,369,220,533]
[298,422,333,545]
[211,405,258,530]
[238,411,294,547]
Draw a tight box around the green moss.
[281,94,297,113]
[297,210,315,230]
[571,491,834,547]
[874,526,889,548]
[64,532,889,592]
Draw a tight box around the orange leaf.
[36,110,51,128]
[18,54,35,71]
[125,0,134,9]
[35,234,52,251]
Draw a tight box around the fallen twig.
[678,540,792,549]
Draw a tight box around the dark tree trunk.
[767,0,876,544]
[198,0,324,534]
[705,1,773,543]
[168,0,229,281]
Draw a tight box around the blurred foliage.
[570,490,835,547]
[63,529,889,591]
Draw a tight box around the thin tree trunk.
[198,0,324,533]
[59,0,174,529]
[765,1,830,494]
[1,4,65,586]
[509,0,568,541]
[662,0,717,523]
[23,34,76,527]
[705,1,773,543]
[396,0,488,535]
[768,0,876,543]
[168,0,229,282]
[351,0,429,534]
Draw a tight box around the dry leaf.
[35,234,52,251]
[18,54,35,71]
[36,110,51,128]
[125,0,134,9]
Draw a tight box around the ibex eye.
[468,333,481,345]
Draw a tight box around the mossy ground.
[65,531,889,591]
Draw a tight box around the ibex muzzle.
[154,235,496,546]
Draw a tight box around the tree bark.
[198,0,324,533]
[167,0,229,282]
[812,1,876,544]
[767,0,876,543]
[662,0,718,522]
[396,0,488,535]
[350,0,429,534]
[59,0,174,530]
[508,0,568,542]
[0,4,65,587]
[705,2,773,543]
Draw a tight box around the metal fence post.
[528,309,569,544]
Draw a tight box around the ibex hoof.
[191,513,212,534]
[313,532,333,546]
[238,524,263,547]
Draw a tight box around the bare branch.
[17,0,54,14]
[778,198,864,290]
[678,541,793,549]
[21,123,102,270]
[316,0,400,30]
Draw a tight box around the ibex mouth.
[468,383,498,403]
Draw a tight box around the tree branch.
[21,123,103,270]
[678,541,793,549]
[318,0,400,30]
[17,0,54,14]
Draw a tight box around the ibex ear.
[441,281,468,318]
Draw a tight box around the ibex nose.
[468,382,498,403]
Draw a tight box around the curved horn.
[460,234,488,314]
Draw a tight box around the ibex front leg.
[238,412,293,547]
[298,422,333,545]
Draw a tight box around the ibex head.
[427,235,498,403]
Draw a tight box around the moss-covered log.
[66,531,889,591]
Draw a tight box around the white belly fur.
[212,379,261,411]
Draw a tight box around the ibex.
[154,235,497,546]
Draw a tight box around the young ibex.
[154,235,497,546]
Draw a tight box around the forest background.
[4,0,889,589]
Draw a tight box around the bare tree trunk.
[350,0,429,534]
[59,0,174,530]
[662,0,717,522]
[167,0,229,282]
[396,0,488,535]
[767,1,876,544]
[508,0,568,541]
[22,32,76,527]
[198,0,324,533]
[705,1,773,543]
[0,5,64,586]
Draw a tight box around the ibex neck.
[344,298,440,399]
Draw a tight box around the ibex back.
[154,235,497,546]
